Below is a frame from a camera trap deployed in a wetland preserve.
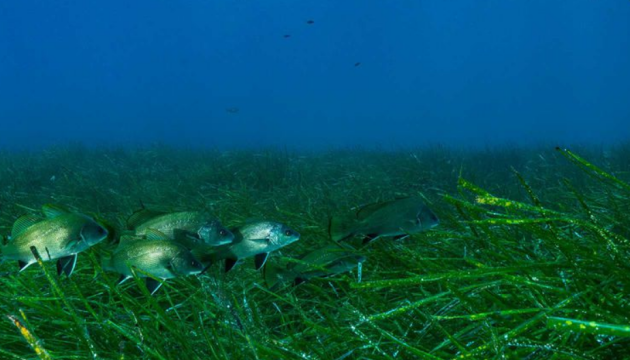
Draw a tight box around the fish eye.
[284,230,292,236]
[219,229,226,236]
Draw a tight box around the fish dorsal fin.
[144,229,170,241]
[11,215,42,238]
[42,204,70,218]
[119,234,146,245]
[355,200,398,220]
[127,209,165,229]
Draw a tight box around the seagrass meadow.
[0,144,629,359]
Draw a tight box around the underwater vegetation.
[0,144,629,359]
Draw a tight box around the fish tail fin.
[329,216,355,242]
[264,263,294,290]
[191,248,214,265]
[101,253,114,272]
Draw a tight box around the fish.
[102,234,204,294]
[128,209,234,248]
[0,204,109,276]
[195,221,300,272]
[306,20,314,24]
[264,244,365,289]
[329,197,439,244]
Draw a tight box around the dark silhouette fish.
[329,197,439,244]
[264,244,365,289]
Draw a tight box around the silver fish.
[103,235,204,294]
[195,221,300,272]
[0,204,108,276]
[128,209,234,248]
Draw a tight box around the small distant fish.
[0,204,109,276]
[128,209,234,248]
[226,107,239,114]
[354,62,361,67]
[283,34,291,38]
[196,220,300,272]
[306,20,314,25]
[102,235,204,294]
[329,197,439,244]
[265,244,365,289]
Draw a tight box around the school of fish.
[0,197,439,294]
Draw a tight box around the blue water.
[1,0,629,149]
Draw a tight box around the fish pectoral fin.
[18,260,31,271]
[56,254,78,277]
[145,278,163,295]
[174,229,197,240]
[117,275,131,285]
[164,260,180,277]
[254,253,269,271]
[173,229,202,248]
[225,258,238,272]
[63,239,82,252]
[362,234,379,245]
